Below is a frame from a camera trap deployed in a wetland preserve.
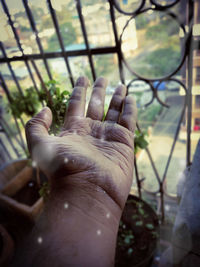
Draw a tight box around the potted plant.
[8,79,71,135]
[0,224,14,266]
[0,159,49,222]
[0,80,70,223]
[115,129,159,266]
[115,195,159,267]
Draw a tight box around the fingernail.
[94,77,108,87]
[75,76,88,87]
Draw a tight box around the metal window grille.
[0,0,197,221]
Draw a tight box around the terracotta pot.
[115,195,159,267]
[0,159,44,222]
[0,224,14,266]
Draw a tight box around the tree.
[47,22,77,51]
[145,47,181,77]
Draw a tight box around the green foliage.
[39,80,70,134]
[134,129,148,154]
[47,22,77,51]
[9,87,40,118]
[39,181,50,201]
[94,55,114,77]
[118,227,135,247]
[138,207,145,216]
[124,234,134,244]
[135,221,143,226]
[145,47,181,77]
[9,80,70,135]
[127,248,133,255]
[135,15,149,30]
[146,18,179,41]
[145,223,154,230]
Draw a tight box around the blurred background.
[0,0,200,255]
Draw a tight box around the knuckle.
[126,95,135,104]
[25,119,33,131]
[71,87,83,101]
[111,95,123,109]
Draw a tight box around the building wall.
[192,0,200,131]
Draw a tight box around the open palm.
[26,77,137,209]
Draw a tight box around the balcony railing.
[0,0,198,222]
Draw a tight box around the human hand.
[22,77,137,267]
[26,76,137,210]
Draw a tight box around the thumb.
[25,107,52,154]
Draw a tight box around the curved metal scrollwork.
[112,0,193,220]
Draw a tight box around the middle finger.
[86,77,107,121]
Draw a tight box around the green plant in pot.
[115,196,159,267]
[115,129,160,267]
[0,80,71,224]
[9,79,70,135]
[134,129,149,155]
[8,80,70,200]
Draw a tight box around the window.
[196,67,200,83]
[195,118,200,126]
[194,118,200,131]
[195,95,200,109]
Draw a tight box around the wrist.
[48,176,122,229]
[27,177,122,267]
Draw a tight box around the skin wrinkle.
[19,76,137,267]
[58,198,117,235]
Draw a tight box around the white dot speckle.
[37,237,43,244]
[106,213,110,219]
[92,97,101,106]
[165,204,170,211]
[64,203,69,209]
[64,158,68,164]
[76,116,82,120]
[29,182,34,187]
[32,161,37,168]
[97,230,101,236]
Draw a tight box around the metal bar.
[30,59,53,107]
[22,0,52,80]
[46,0,74,88]
[1,116,23,149]
[0,137,12,160]
[159,100,186,222]
[0,38,39,115]
[136,122,161,184]
[0,0,40,96]
[108,0,125,84]
[160,183,165,222]
[0,120,21,158]
[162,107,186,183]
[0,73,26,150]
[0,47,118,63]
[0,42,23,96]
[0,43,26,128]
[76,0,96,81]
[134,157,142,198]
[186,0,194,166]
